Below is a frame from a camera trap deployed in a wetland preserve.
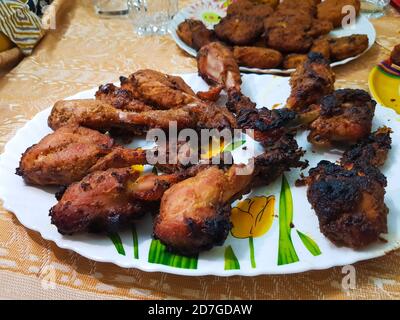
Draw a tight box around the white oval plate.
[169,0,376,74]
[1,73,399,276]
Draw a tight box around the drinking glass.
[93,0,129,17]
[128,0,179,36]
[360,0,390,18]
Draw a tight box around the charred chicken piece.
[308,89,376,147]
[48,98,236,134]
[95,83,153,112]
[341,127,392,168]
[50,167,200,235]
[16,126,146,186]
[287,52,335,112]
[176,19,216,50]
[302,160,388,248]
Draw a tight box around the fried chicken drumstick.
[300,128,392,248]
[16,126,147,186]
[287,52,335,112]
[154,134,306,255]
[308,89,376,147]
[50,165,205,235]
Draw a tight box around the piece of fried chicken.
[16,126,147,186]
[176,19,216,51]
[154,135,306,255]
[50,166,204,235]
[48,97,236,134]
[328,34,369,61]
[197,42,258,114]
[317,0,361,28]
[300,127,392,248]
[341,126,392,168]
[197,42,241,92]
[287,52,335,112]
[233,46,283,69]
[307,89,376,147]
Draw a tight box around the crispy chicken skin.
[329,34,369,61]
[303,160,388,248]
[214,15,264,46]
[17,126,113,186]
[95,83,152,112]
[287,52,335,112]
[197,42,241,92]
[50,167,198,235]
[48,98,236,134]
[341,127,392,168]
[317,0,361,28]
[16,126,148,186]
[50,168,145,234]
[48,99,197,134]
[176,19,216,50]
[154,165,253,255]
[120,69,197,109]
[233,46,283,69]
[308,89,376,147]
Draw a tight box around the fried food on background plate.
[263,0,316,53]
[176,19,216,50]
[317,0,361,28]
[233,46,283,69]
[282,54,308,70]
[214,14,264,46]
[310,37,331,61]
[308,19,334,38]
[287,52,335,111]
[227,0,274,19]
[328,34,369,61]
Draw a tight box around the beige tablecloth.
[0,0,400,300]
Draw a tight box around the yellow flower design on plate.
[230,195,275,268]
[231,195,275,239]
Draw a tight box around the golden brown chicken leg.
[50,166,202,235]
[17,126,146,186]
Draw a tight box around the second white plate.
[169,0,376,74]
